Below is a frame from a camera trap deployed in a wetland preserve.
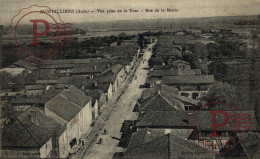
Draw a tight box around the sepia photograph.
[0,0,260,158]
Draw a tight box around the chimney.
[64,86,69,90]
[164,129,171,135]
[29,110,38,125]
[146,130,151,135]
[93,66,97,70]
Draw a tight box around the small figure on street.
[135,76,137,80]
[104,129,107,135]
[97,138,103,144]
[82,140,85,148]
[79,138,81,145]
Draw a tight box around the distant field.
[2,30,153,44]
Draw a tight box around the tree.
[205,82,242,110]
[137,33,145,49]
[209,60,227,81]
[182,51,196,68]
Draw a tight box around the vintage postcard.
[0,0,260,158]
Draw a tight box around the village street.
[80,43,155,159]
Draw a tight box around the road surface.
[82,43,155,159]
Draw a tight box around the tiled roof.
[139,93,185,112]
[45,94,81,122]
[190,111,259,131]
[111,64,123,75]
[14,60,38,70]
[2,107,65,149]
[35,80,58,84]
[171,60,190,66]
[153,65,171,70]
[162,75,214,84]
[141,84,179,102]
[96,82,111,92]
[156,49,182,57]
[61,85,91,108]
[96,74,115,83]
[71,66,104,74]
[141,84,197,106]
[149,69,201,77]
[101,64,123,76]
[136,111,189,128]
[43,59,91,65]
[124,133,214,159]
[25,84,45,90]
[127,129,163,149]
[236,132,260,158]
[11,98,49,104]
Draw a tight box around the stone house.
[45,85,92,158]
[1,107,65,158]
[162,75,215,100]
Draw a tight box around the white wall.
[39,138,52,158]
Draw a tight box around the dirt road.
[82,43,155,159]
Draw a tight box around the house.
[13,60,38,71]
[140,84,179,102]
[136,92,185,115]
[124,129,214,159]
[140,84,198,111]
[96,64,125,92]
[25,84,45,96]
[220,132,260,159]
[1,107,66,158]
[93,82,113,101]
[162,75,215,100]
[0,67,29,76]
[69,65,105,76]
[35,80,58,85]
[188,111,259,152]
[45,85,92,157]
[11,97,49,112]
[147,69,202,86]
[84,89,105,118]
[136,111,189,132]
[171,60,191,70]
[155,48,182,60]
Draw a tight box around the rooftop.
[45,94,81,123]
[139,93,185,112]
[125,132,214,159]
[2,107,65,149]
[190,111,259,131]
[136,111,189,128]
[60,85,92,108]
[162,75,215,84]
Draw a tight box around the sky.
[1,0,260,25]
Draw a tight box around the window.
[181,92,189,97]
[192,93,199,99]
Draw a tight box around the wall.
[116,68,126,87]
[1,149,40,158]
[39,138,52,158]
[98,92,106,109]
[26,90,43,96]
[107,84,113,100]
[92,100,99,119]
[58,100,92,157]
[136,128,191,140]
[45,108,67,126]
